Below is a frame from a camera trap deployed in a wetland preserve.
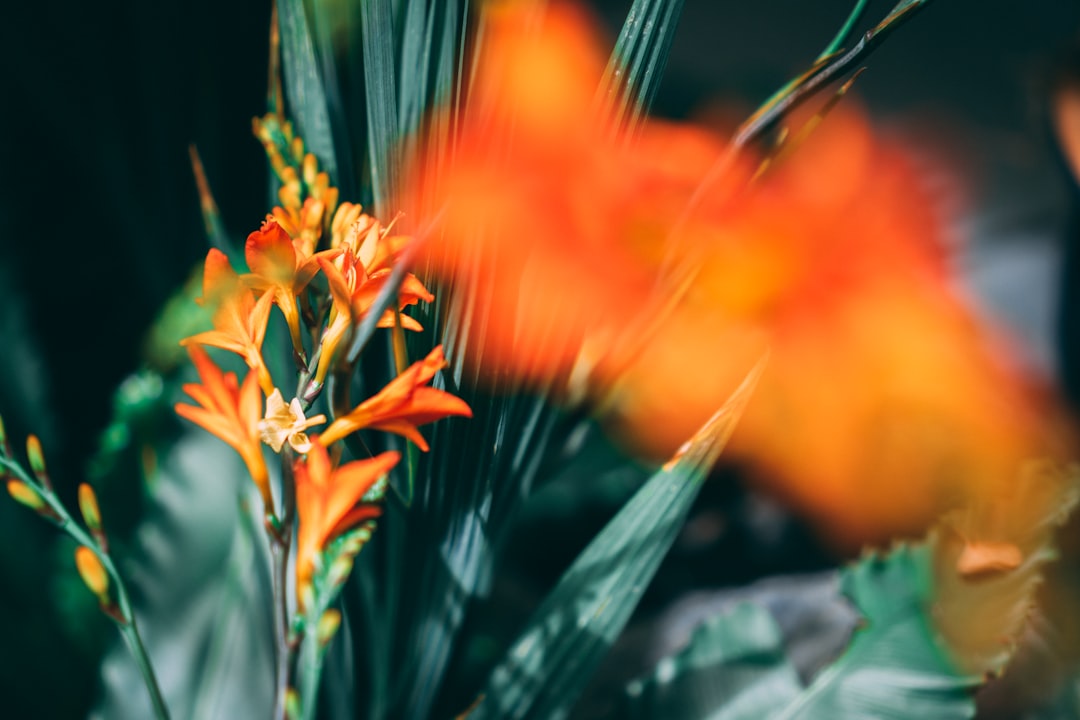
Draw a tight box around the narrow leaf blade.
[472,358,766,720]
[278,0,338,178]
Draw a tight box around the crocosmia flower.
[313,217,433,385]
[319,346,472,449]
[181,248,275,395]
[294,441,399,607]
[242,219,341,360]
[175,347,270,506]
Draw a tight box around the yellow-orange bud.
[6,479,43,510]
[26,435,46,478]
[78,484,102,532]
[316,609,341,647]
[75,547,109,599]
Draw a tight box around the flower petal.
[246,219,298,283]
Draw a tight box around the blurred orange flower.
[320,346,472,449]
[182,248,276,395]
[294,441,398,605]
[175,347,271,506]
[411,1,1059,546]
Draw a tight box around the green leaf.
[470,358,765,720]
[623,602,802,720]
[279,0,338,179]
[310,0,357,199]
[359,0,400,216]
[597,0,686,135]
[774,543,978,720]
[773,461,1080,719]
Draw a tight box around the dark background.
[2,0,1080,717]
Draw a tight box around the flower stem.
[119,620,172,720]
[271,450,298,720]
[270,530,293,720]
[0,456,171,719]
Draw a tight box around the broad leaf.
[774,543,978,720]
[775,462,1080,719]
[623,602,802,720]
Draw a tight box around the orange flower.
[175,347,271,506]
[313,226,433,385]
[270,197,329,258]
[320,346,472,449]
[328,202,367,252]
[181,249,275,395]
[294,442,398,605]
[242,218,341,358]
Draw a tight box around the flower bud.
[316,609,341,647]
[78,484,103,533]
[326,556,353,588]
[26,435,46,479]
[75,546,109,599]
[285,689,300,720]
[7,479,43,511]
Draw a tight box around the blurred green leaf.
[774,543,977,720]
[623,602,802,720]
[359,0,400,216]
[598,0,686,136]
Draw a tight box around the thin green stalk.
[270,449,298,720]
[0,457,171,720]
[119,622,172,720]
[270,531,294,720]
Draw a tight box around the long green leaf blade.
[472,358,766,720]
[359,0,400,216]
[278,0,337,178]
[597,0,686,134]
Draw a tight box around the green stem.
[0,457,171,720]
[271,532,294,720]
[271,450,298,720]
[119,621,172,720]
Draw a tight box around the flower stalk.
[0,451,171,720]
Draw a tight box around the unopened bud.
[7,479,43,511]
[75,546,109,599]
[302,153,317,187]
[299,584,315,614]
[285,689,300,720]
[26,435,46,479]
[327,556,353,588]
[78,483,102,533]
[316,609,341,647]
